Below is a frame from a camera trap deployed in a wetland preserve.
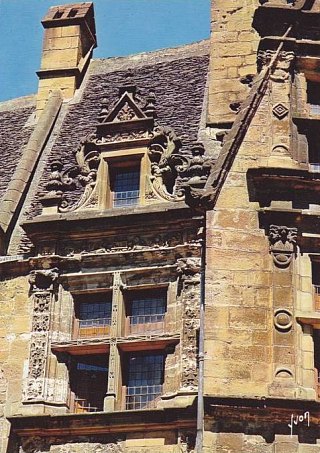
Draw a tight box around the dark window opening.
[307,81,320,106]
[307,80,320,115]
[68,8,78,17]
[70,354,108,412]
[314,331,320,398]
[312,262,320,311]
[53,10,64,19]
[124,353,164,410]
[111,166,140,207]
[126,290,167,334]
[73,293,112,338]
[307,129,320,167]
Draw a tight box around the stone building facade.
[1,1,320,452]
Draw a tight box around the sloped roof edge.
[89,39,210,75]
[0,94,36,113]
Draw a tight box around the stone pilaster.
[23,268,59,403]
[177,257,201,391]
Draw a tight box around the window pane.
[79,301,112,320]
[113,168,140,207]
[131,295,166,317]
[127,354,164,387]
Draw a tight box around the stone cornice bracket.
[268,224,298,268]
[28,267,60,293]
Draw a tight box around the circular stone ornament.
[274,309,293,331]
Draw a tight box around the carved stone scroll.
[177,257,201,390]
[268,225,297,268]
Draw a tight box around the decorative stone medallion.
[272,103,289,120]
[274,308,293,331]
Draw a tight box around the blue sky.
[0,0,210,102]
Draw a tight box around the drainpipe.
[195,218,206,452]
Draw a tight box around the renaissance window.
[124,353,164,410]
[70,354,108,413]
[73,293,112,339]
[111,166,140,207]
[126,290,167,334]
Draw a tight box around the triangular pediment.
[100,91,147,125]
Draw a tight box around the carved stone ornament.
[24,275,55,401]
[179,432,196,453]
[177,257,201,280]
[257,50,295,82]
[272,144,289,155]
[259,0,297,6]
[32,293,51,332]
[28,268,59,292]
[148,136,214,204]
[275,367,294,379]
[58,137,101,213]
[147,125,184,202]
[268,225,297,268]
[177,256,201,390]
[272,103,289,119]
[56,230,187,256]
[20,442,123,453]
[274,308,293,331]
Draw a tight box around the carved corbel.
[257,50,295,82]
[28,267,59,293]
[268,225,298,268]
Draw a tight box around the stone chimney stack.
[36,2,97,117]
[208,0,260,125]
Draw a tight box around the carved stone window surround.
[100,149,147,209]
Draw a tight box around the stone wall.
[208,0,260,124]
[0,276,31,452]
